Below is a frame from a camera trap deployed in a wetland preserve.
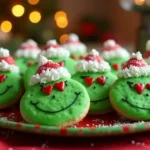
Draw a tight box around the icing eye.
[52,95,55,99]
[127,81,134,88]
[93,86,96,89]
[80,76,90,79]
[145,93,149,97]
[65,81,68,87]
[40,83,45,90]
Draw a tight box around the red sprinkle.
[96,76,106,85]
[54,82,65,91]
[42,85,53,95]
[71,55,78,60]
[112,64,120,70]
[60,127,67,134]
[16,122,22,127]
[122,126,129,132]
[85,77,94,86]
[35,125,41,129]
[146,83,150,90]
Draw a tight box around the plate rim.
[0,118,150,136]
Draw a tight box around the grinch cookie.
[24,40,77,89]
[101,40,130,74]
[15,39,41,76]
[0,48,23,109]
[143,40,150,64]
[72,49,117,114]
[20,56,90,127]
[63,33,87,60]
[110,52,150,120]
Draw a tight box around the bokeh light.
[56,16,68,28]
[60,34,68,44]
[135,0,145,6]
[0,21,12,33]
[29,11,41,23]
[55,11,67,21]
[28,0,40,5]
[12,4,25,17]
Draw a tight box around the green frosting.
[15,58,36,76]
[110,76,150,120]
[72,72,117,114]
[0,72,22,107]
[70,51,87,57]
[107,58,128,75]
[20,79,90,126]
[24,57,77,89]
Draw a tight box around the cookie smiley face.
[110,76,150,120]
[72,72,117,114]
[0,72,22,108]
[20,79,90,126]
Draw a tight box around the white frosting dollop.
[40,47,70,58]
[89,49,99,56]
[146,40,150,51]
[63,33,87,54]
[75,60,111,73]
[102,40,130,60]
[131,51,142,60]
[118,65,150,78]
[15,39,41,59]
[0,48,9,58]
[0,60,19,73]
[37,55,48,67]
[30,67,71,85]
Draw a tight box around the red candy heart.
[71,55,78,60]
[146,83,150,90]
[0,74,6,83]
[42,85,53,95]
[85,77,94,86]
[112,64,120,70]
[54,82,65,91]
[96,76,106,85]
[134,83,145,94]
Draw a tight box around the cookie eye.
[93,86,96,89]
[40,83,45,90]
[127,81,134,88]
[80,76,89,79]
[145,93,149,97]
[65,81,68,87]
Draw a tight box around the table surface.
[0,128,150,150]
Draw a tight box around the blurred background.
[0,0,149,53]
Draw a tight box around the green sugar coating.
[110,76,150,120]
[20,79,90,126]
[15,58,36,76]
[0,72,22,107]
[107,58,129,75]
[72,72,117,114]
[24,57,77,89]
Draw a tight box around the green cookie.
[72,72,117,114]
[20,79,90,126]
[0,72,23,108]
[107,58,128,75]
[110,76,150,120]
[24,58,77,89]
[15,58,36,76]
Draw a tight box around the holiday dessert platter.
[0,35,150,137]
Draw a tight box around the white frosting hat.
[63,33,87,54]
[102,40,130,60]
[0,48,19,73]
[15,39,41,59]
[118,51,150,78]
[40,39,70,58]
[75,49,111,73]
[30,56,71,85]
